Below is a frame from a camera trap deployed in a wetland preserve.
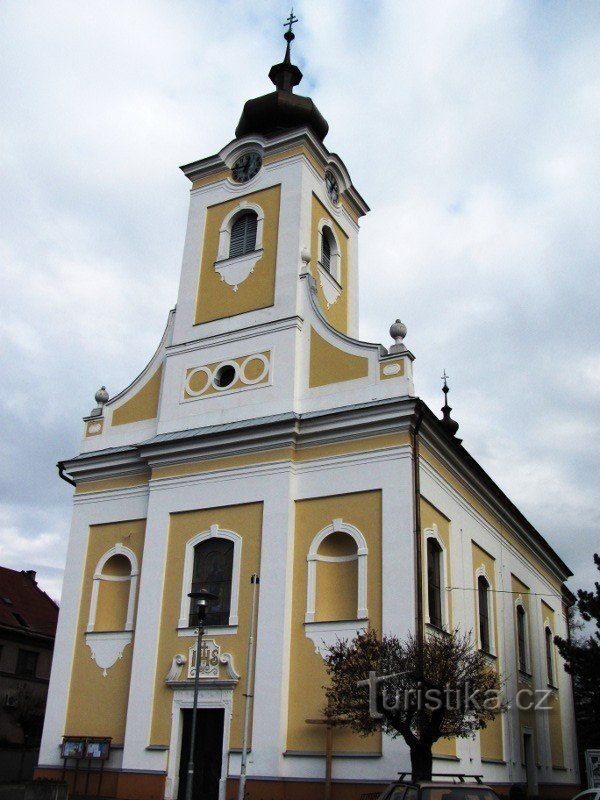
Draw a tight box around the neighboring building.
[37,25,578,800]
[0,567,58,780]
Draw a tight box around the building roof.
[0,566,58,639]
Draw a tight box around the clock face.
[232,152,262,183]
[325,170,340,205]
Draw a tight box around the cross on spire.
[441,369,450,389]
[284,9,298,37]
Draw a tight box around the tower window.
[322,228,332,272]
[478,575,491,653]
[189,538,234,626]
[229,211,258,258]
[427,537,443,629]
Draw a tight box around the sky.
[0,0,598,605]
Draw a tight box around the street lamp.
[185,588,218,800]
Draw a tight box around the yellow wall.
[311,194,350,333]
[472,542,503,762]
[420,445,563,595]
[95,580,130,632]
[511,575,540,760]
[150,503,263,748]
[421,499,456,758]
[541,601,564,767]
[309,328,369,388]
[288,491,382,754]
[111,365,163,426]
[195,185,281,324]
[65,520,146,743]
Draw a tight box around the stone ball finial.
[95,386,109,407]
[389,319,407,353]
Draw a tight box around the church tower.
[38,19,578,800]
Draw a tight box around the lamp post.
[185,588,218,800]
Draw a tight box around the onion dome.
[235,13,329,142]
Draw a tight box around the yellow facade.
[195,185,281,324]
[288,491,382,754]
[149,502,263,749]
[309,328,369,388]
[65,520,146,742]
[111,365,163,426]
[310,194,350,333]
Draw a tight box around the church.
[37,20,579,800]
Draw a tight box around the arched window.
[478,575,491,653]
[318,221,342,285]
[229,211,258,258]
[545,626,554,685]
[178,526,242,630]
[516,603,528,672]
[305,520,368,624]
[189,538,234,626]
[87,545,138,633]
[427,537,443,629]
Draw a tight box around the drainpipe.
[412,403,425,671]
[57,462,76,487]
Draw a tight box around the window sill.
[304,619,368,659]
[214,249,263,291]
[177,625,238,638]
[317,262,342,308]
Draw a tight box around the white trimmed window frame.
[474,565,496,656]
[87,543,139,633]
[217,202,264,261]
[423,524,450,631]
[178,525,242,631]
[213,202,265,291]
[305,518,368,624]
[515,595,531,674]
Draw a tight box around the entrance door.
[178,708,225,800]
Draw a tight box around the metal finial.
[284,9,298,37]
[282,9,299,63]
[440,371,461,442]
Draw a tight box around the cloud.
[0,0,598,602]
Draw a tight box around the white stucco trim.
[317,217,342,286]
[178,525,242,629]
[305,518,368,623]
[166,686,232,800]
[87,543,139,633]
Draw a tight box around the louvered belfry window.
[322,228,332,272]
[229,211,258,258]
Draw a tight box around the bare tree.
[324,628,505,780]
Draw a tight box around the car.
[368,774,503,800]
[570,791,600,800]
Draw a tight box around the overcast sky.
[0,0,598,604]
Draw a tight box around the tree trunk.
[410,741,433,781]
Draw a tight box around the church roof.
[0,566,58,639]
[235,15,329,142]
